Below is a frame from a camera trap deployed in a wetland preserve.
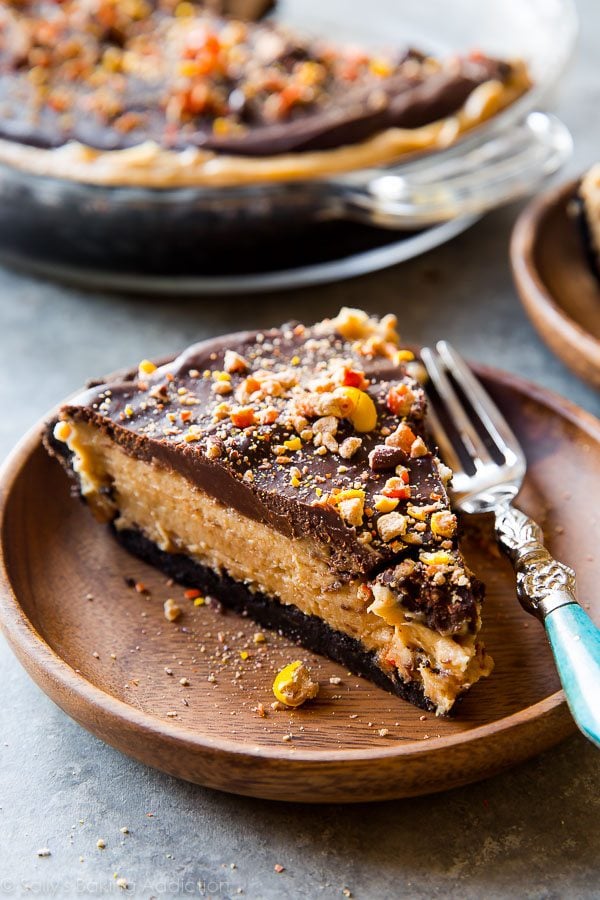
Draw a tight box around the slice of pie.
[45,309,493,714]
[0,2,530,187]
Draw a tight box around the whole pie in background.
[0,0,531,186]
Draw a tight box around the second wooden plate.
[1,366,597,802]
[511,177,600,387]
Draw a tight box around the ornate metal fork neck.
[495,503,578,621]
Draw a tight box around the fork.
[420,341,600,748]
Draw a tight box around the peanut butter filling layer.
[57,419,492,713]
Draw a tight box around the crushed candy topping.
[71,308,457,560]
[0,7,502,155]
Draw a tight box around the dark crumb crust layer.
[115,525,437,714]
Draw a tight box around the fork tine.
[420,346,494,468]
[436,341,527,470]
[423,395,464,476]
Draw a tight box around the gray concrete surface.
[1,1,599,897]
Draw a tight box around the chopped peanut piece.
[163,598,182,622]
[329,307,399,348]
[381,475,410,500]
[205,437,222,459]
[258,406,279,425]
[322,431,339,453]
[377,512,408,542]
[339,436,362,459]
[329,488,365,505]
[437,460,453,484]
[386,383,415,417]
[312,415,338,435]
[330,307,372,340]
[212,380,233,395]
[338,497,364,527]
[292,414,309,433]
[410,436,429,458]
[294,390,354,420]
[407,504,437,521]
[385,423,416,452]
[223,349,249,374]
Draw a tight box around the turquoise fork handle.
[545,603,600,748]
[495,503,600,749]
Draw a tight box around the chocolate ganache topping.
[0,1,518,156]
[55,309,466,586]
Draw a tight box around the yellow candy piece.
[175,1,195,16]
[272,660,319,707]
[273,661,302,705]
[420,551,452,566]
[335,387,377,432]
[53,420,72,443]
[138,359,157,376]
[370,58,393,78]
[330,488,365,504]
[374,495,399,513]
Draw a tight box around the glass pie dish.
[0,0,577,282]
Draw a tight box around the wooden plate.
[1,365,597,803]
[511,177,600,388]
